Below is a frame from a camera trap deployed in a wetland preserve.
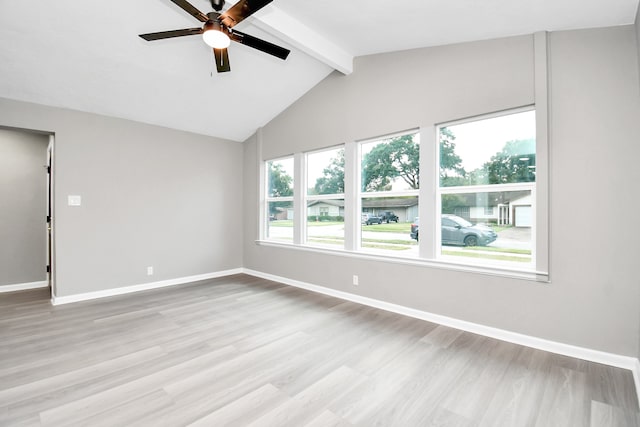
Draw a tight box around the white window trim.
[434,106,539,272]
[256,239,548,282]
[437,182,535,195]
[259,113,547,281]
[264,154,295,242]
[419,125,437,260]
[534,31,550,279]
[259,116,548,281]
[344,141,359,251]
[357,129,420,254]
[257,128,265,241]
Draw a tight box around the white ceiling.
[0,0,638,142]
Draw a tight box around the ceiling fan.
[139,0,290,73]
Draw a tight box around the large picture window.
[436,109,536,268]
[259,106,546,279]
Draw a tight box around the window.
[358,132,419,256]
[259,106,546,279]
[437,109,536,268]
[265,157,294,243]
[305,147,345,249]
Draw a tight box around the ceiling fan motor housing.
[211,0,225,11]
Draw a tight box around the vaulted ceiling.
[0,0,637,141]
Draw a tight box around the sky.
[446,110,536,171]
[307,147,342,188]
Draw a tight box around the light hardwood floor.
[1,274,638,426]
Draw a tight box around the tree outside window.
[266,158,294,242]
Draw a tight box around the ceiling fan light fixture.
[202,21,230,48]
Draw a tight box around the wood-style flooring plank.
[247,365,367,427]
[590,399,640,427]
[186,383,289,427]
[0,274,638,426]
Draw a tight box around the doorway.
[0,128,54,295]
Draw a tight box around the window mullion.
[420,125,437,260]
[344,141,359,251]
[257,131,266,240]
[293,152,305,245]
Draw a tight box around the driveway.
[491,227,531,250]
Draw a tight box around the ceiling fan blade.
[170,0,209,22]
[213,48,231,72]
[139,28,203,41]
[230,30,290,60]
[219,0,273,28]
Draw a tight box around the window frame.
[258,106,548,282]
[263,155,295,243]
[357,130,420,255]
[433,107,537,269]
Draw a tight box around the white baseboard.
[242,268,640,379]
[0,280,48,293]
[51,268,243,306]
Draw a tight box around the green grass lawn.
[304,235,416,246]
[271,220,412,234]
[442,250,531,263]
[362,243,412,251]
[306,237,413,251]
[457,246,531,255]
[268,220,294,227]
[269,220,530,262]
[361,222,412,233]
[270,220,345,227]
[274,221,512,236]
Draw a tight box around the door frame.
[47,135,56,297]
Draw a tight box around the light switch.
[68,195,82,206]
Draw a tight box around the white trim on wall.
[634,359,640,409]
[533,31,550,279]
[47,134,57,298]
[0,281,48,293]
[51,269,243,305]
[242,267,640,397]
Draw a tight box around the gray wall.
[244,27,640,357]
[0,98,244,297]
[0,128,48,287]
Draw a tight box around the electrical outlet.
[147,266,153,276]
[352,275,359,286]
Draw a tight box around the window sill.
[255,240,549,283]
